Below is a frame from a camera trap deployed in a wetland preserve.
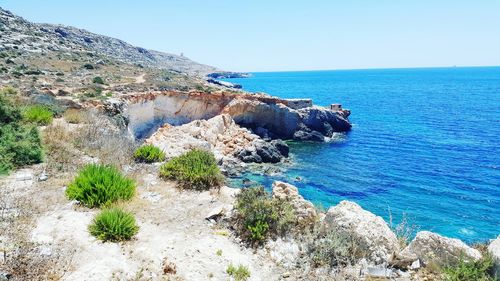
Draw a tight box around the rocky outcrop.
[222,98,351,140]
[145,114,288,174]
[207,72,251,79]
[400,231,482,267]
[119,90,350,141]
[206,79,242,89]
[271,181,317,224]
[488,235,500,279]
[323,201,399,264]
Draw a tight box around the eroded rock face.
[120,90,351,141]
[271,181,317,224]
[223,98,351,141]
[323,201,399,264]
[401,231,482,267]
[488,235,500,279]
[146,114,288,173]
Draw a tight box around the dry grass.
[73,110,137,168]
[389,211,419,248]
[63,108,84,124]
[42,122,82,173]
[0,173,74,280]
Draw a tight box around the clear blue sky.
[2,0,500,72]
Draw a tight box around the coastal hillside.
[0,8,217,76]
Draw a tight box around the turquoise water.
[224,67,500,243]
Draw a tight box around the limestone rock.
[488,235,500,279]
[272,181,317,224]
[223,98,351,141]
[323,201,399,264]
[147,114,288,173]
[401,231,482,267]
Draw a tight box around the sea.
[223,67,500,243]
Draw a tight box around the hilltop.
[0,7,217,75]
[0,7,248,96]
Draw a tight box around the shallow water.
[224,67,500,243]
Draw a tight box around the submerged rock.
[323,201,399,264]
[400,231,482,267]
[488,235,500,279]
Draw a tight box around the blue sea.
[224,67,500,243]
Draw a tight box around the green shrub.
[88,208,139,242]
[309,230,367,267]
[92,76,104,84]
[234,187,296,244]
[443,254,495,281]
[159,149,224,190]
[65,164,136,208]
[226,264,250,281]
[134,144,165,163]
[22,105,53,125]
[0,90,43,174]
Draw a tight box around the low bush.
[443,254,495,281]
[308,230,367,267]
[0,89,43,174]
[159,149,224,190]
[63,108,84,124]
[92,76,104,84]
[226,264,250,281]
[88,208,139,242]
[83,63,94,69]
[134,144,165,163]
[22,105,53,125]
[65,164,136,208]
[234,186,296,244]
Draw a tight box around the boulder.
[271,181,317,224]
[323,201,399,264]
[401,231,482,267]
[236,139,288,164]
[488,235,500,279]
[271,139,289,157]
[254,141,283,163]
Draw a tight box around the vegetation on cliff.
[88,207,139,242]
[234,186,296,244]
[443,252,495,281]
[65,164,136,208]
[159,149,224,190]
[134,144,165,163]
[0,88,43,174]
[22,104,54,125]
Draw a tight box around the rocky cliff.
[112,90,351,141]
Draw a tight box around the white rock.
[271,181,317,224]
[401,231,482,267]
[323,201,399,264]
[488,235,500,279]
[266,238,301,268]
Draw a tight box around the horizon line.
[235,64,500,74]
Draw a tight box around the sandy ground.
[23,167,284,281]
